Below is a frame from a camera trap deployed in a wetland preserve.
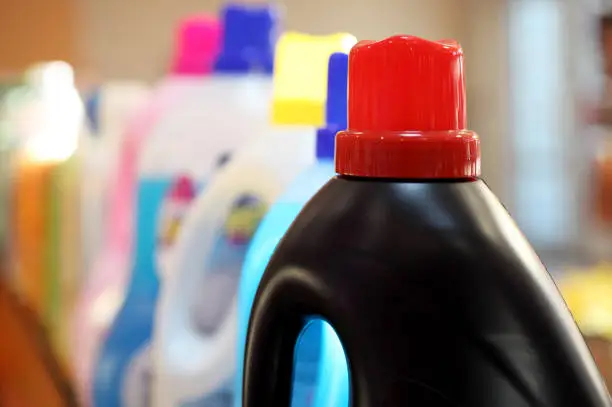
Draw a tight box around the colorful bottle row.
[0,61,151,405]
[82,3,354,406]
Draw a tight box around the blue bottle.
[235,53,350,407]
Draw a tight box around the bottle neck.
[316,125,340,161]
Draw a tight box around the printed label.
[93,88,240,405]
[95,176,200,407]
[182,193,267,407]
[155,174,197,278]
[191,193,267,335]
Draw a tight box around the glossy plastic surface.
[235,51,350,407]
[213,4,278,74]
[244,177,611,407]
[335,36,479,179]
[349,36,466,132]
[236,161,348,407]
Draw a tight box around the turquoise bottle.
[235,53,350,407]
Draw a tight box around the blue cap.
[85,87,101,135]
[316,52,349,160]
[213,4,278,74]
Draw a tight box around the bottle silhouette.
[242,36,612,407]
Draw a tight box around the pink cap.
[171,15,222,75]
[167,175,197,203]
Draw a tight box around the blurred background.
[0,0,586,260]
[4,0,612,404]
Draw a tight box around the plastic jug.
[89,14,222,407]
[242,36,611,407]
[153,32,355,407]
[0,81,24,276]
[235,52,350,407]
[92,5,276,406]
[80,81,150,275]
[72,82,153,406]
[0,82,38,289]
[11,62,85,367]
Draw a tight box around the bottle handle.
[243,265,352,407]
[154,162,282,406]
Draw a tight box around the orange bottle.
[12,158,54,320]
[10,61,83,371]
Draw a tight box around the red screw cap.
[335,36,480,179]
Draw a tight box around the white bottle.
[80,81,150,276]
[153,31,357,407]
[90,8,275,407]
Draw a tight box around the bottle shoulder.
[270,177,544,278]
[255,178,607,407]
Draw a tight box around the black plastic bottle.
[242,36,612,407]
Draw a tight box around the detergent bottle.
[0,81,24,278]
[235,52,350,407]
[80,82,150,276]
[11,62,85,369]
[92,4,277,406]
[242,36,611,407]
[72,82,152,406]
[153,32,355,407]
